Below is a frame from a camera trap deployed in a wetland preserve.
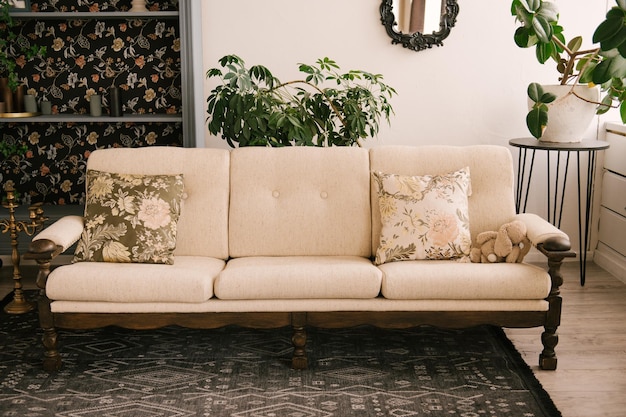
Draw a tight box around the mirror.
[380,0,459,51]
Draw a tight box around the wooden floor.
[505,261,626,417]
[1,260,625,417]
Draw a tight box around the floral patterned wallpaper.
[1,0,183,206]
[2,121,181,205]
[30,0,178,13]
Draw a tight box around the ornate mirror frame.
[380,0,459,51]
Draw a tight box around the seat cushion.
[379,261,551,300]
[215,256,382,299]
[46,256,225,303]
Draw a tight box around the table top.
[509,137,610,151]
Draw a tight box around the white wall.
[199,0,614,255]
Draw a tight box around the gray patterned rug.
[0,292,561,416]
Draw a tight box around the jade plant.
[0,0,47,92]
[206,55,396,147]
[512,0,626,138]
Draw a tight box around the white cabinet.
[595,123,626,282]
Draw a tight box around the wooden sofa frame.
[26,237,574,372]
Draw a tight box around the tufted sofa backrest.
[84,145,517,261]
[86,147,231,259]
[229,147,372,258]
[369,145,517,258]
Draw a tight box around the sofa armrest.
[22,216,83,373]
[27,215,84,257]
[514,213,575,370]
[514,213,571,251]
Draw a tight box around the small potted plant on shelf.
[512,0,626,142]
[0,0,46,113]
[206,55,396,147]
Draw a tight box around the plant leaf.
[526,107,548,139]
[620,100,626,123]
[298,64,314,74]
[535,41,553,63]
[527,83,545,102]
[514,26,533,47]
[578,59,598,83]
[593,16,624,43]
[532,15,553,44]
[513,3,533,26]
[540,92,557,103]
[597,95,613,114]
[593,55,626,83]
[567,36,583,53]
[618,37,626,57]
[524,0,541,13]
[206,68,222,78]
[537,2,559,22]
[601,26,626,51]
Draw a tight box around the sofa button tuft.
[272,190,280,198]
[320,191,328,199]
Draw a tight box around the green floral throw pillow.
[373,167,472,265]
[73,170,185,264]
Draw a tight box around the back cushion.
[369,145,517,257]
[229,147,371,257]
[86,147,230,259]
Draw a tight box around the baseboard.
[594,244,626,284]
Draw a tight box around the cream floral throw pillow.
[373,167,472,265]
[73,170,184,264]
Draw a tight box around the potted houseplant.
[512,0,626,141]
[0,0,46,112]
[206,55,396,147]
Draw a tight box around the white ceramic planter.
[530,84,600,143]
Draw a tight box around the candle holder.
[1,185,47,314]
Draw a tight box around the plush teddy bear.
[494,220,532,263]
[469,230,502,263]
[469,220,531,263]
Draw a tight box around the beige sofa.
[26,145,574,372]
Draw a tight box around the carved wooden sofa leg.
[24,239,63,372]
[291,312,308,369]
[540,296,561,370]
[40,299,62,372]
[537,240,574,371]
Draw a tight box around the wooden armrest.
[540,236,572,252]
[536,240,576,258]
[24,238,63,261]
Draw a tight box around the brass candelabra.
[1,184,47,314]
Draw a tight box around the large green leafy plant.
[512,0,626,138]
[206,55,396,147]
